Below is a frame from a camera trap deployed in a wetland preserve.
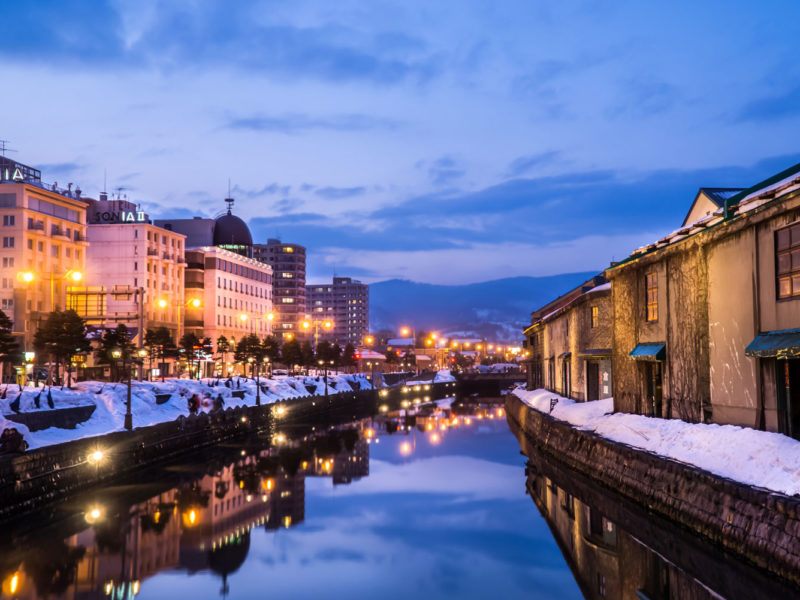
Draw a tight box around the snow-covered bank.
[0,374,373,451]
[513,387,800,497]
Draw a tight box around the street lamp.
[18,269,83,311]
[302,317,333,348]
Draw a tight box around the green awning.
[745,329,800,358]
[629,342,665,361]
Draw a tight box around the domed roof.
[213,198,252,256]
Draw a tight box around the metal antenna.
[103,168,107,194]
[0,140,16,158]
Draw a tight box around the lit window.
[591,306,599,328]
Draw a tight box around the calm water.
[0,402,582,600]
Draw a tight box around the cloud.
[225,113,402,134]
[505,151,561,178]
[314,186,366,199]
[0,1,441,85]
[737,84,800,122]
[418,156,465,186]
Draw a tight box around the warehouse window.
[645,272,658,321]
[776,223,800,299]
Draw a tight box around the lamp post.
[302,317,333,348]
[19,269,83,312]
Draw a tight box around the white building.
[75,196,187,343]
[183,246,273,343]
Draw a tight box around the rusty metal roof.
[745,329,800,358]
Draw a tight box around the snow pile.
[513,388,800,497]
[434,369,456,383]
[0,373,375,451]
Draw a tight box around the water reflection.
[0,399,579,600]
[522,439,800,599]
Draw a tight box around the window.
[776,223,800,299]
[645,272,658,321]
[27,239,32,250]
[1,299,12,310]
[37,241,43,252]
[591,306,599,328]
[2,257,12,268]
[2,237,13,248]
[51,245,59,257]
[2,215,14,226]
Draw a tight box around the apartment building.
[253,239,306,341]
[306,277,369,346]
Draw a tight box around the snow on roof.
[358,349,386,360]
[585,282,611,294]
[386,338,414,346]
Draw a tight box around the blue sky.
[2,0,800,284]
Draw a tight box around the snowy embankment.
[0,374,373,451]
[513,387,800,497]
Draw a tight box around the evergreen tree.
[263,334,281,364]
[33,310,90,386]
[330,343,343,368]
[144,327,175,380]
[179,332,201,378]
[0,309,19,381]
[300,341,315,374]
[315,340,332,364]
[95,324,136,382]
[281,340,302,375]
[342,343,357,372]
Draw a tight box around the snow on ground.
[0,373,375,451]
[434,369,456,382]
[513,387,800,497]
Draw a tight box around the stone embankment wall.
[506,394,800,588]
[0,381,457,521]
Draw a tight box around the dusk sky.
[3,0,800,284]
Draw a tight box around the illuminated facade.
[0,161,88,350]
[75,195,187,343]
[253,239,306,340]
[183,246,273,343]
[306,276,369,346]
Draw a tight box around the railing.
[147,248,158,256]
[27,222,44,231]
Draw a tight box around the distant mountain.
[369,272,598,342]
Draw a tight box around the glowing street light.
[157,298,168,309]
[189,297,201,308]
[88,449,104,464]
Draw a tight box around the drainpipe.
[723,197,732,220]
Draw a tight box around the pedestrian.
[213,394,225,412]
[187,394,200,415]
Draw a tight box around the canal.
[1,397,796,599]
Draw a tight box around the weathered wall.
[610,268,643,414]
[610,244,709,422]
[506,395,800,590]
[707,226,760,427]
[664,244,709,422]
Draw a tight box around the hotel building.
[183,246,273,342]
[253,239,307,341]
[71,194,187,343]
[0,157,88,350]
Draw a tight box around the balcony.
[27,221,44,231]
[147,248,158,256]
